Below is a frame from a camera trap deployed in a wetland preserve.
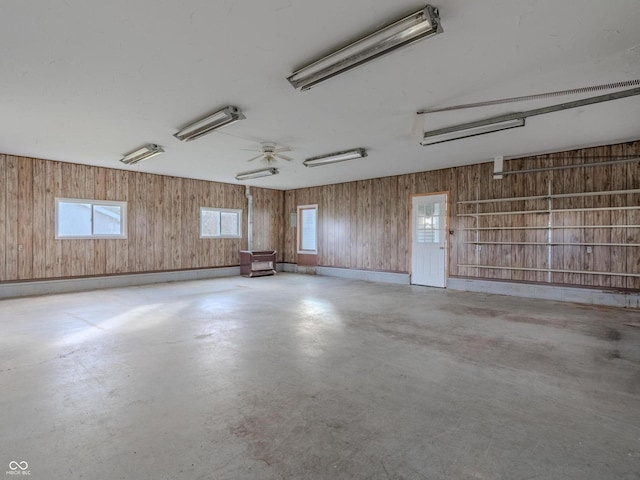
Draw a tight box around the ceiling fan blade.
[274,147,292,153]
[246,154,263,162]
[240,148,259,152]
[276,153,294,161]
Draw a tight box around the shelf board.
[459,225,640,231]
[457,205,640,217]
[464,242,640,247]
[457,188,640,205]
[457,265,640,278]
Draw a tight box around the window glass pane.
[220,212,238,236]
[201,210,220,237]
[416,201,442,244]
[200,208,241,238]
[301,208,317,251]
[93,205,122,235]
[58,202,92,237]
[56,199,126,239]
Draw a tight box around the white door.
[411,194,447,287]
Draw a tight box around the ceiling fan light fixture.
[303,148,368,167]
[421,118,526,146]
[235,167,279,181]
[287,5,443,91]
[174,106,245,142]
[120,144,164,165]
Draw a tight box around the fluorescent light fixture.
[421,118,526,146]
[287,5,443,91]
[303,148,368,167]
[120,144,164,165]
[235,167,279,181]
[174,105,245,142]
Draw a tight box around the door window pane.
[416,201,442,244]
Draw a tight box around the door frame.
[409,191,450,286]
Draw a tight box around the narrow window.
[200,207,242,238]
[56,198,127,239]
[297,204,318,254]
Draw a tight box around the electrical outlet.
[18,244,24,251]
[586,246,592,254]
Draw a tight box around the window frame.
[200,207,243,239]
[297,204,318,254]
[55,197,127,240]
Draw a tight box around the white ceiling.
[1,0,639,190]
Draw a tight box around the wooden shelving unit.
[456,187,640,281]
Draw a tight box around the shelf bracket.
[493,156,504,180]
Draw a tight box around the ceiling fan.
[242,142,293,164]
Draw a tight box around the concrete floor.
[1,273,639,480]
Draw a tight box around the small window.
[416,202,442,244]
[297,204,318,254]
[56,198,127,239]
[201,207,242,238]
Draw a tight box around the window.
[200,207,242,238]
[416,202,442,244]
[56,198,127,239]
[297,204,318,253]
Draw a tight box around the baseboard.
[278,263,296,273]
[0,267,240,299]
[7,267,634,308]
[447,277,640,309]
[316,266,410,285]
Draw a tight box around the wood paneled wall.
[251,186,284,256]
[2,140,638,290]
[285,141,640,290]
[0,155,283,281]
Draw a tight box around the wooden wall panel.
[610,146,629,289]
[251,187,283,261]
[45,160,62,277]
[5,156,19,280]
[31,159,46,279]
[114,169,130,274]
[503,161,526,281]
[323,184,333,266]
[60,163,75,278]
[331,183,343,268]
[181,178,195,270]
[168,175,182,271]
[17,158,33,278]
[0,155,5,281]
[623,143,640,290]
[0,155,281,282]
[92,167,107,275]
[282,191,295,263]
[387,177,399,272]
[453,163,480,278]
[526,156,552,284]
[584,145,610,287]
[284,141,640,288]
